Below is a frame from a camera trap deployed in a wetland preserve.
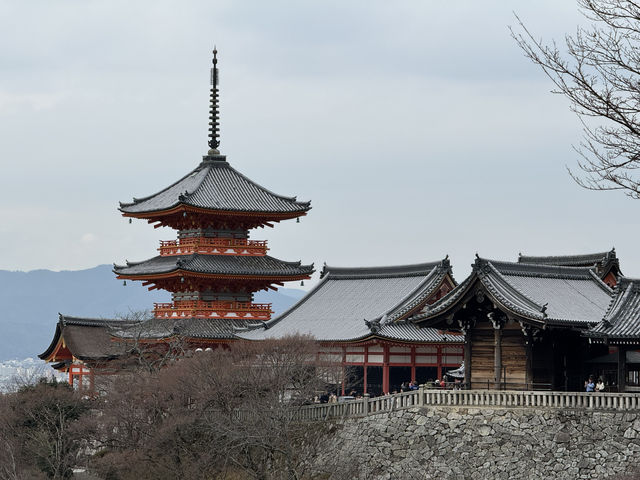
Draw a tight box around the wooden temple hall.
[411,250,640,392]
[39,50,640,394]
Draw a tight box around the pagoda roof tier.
[238,258,458,343]
[114,253,313,291]
[587,277,640,344]
[119,155,310,227]
[412,256,613,328]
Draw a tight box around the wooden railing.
[288,388,640,422]
[159,237,268,256]
[153,300,272,320]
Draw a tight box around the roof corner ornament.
[473,254,490,275]
[540,302,548,315]
[439,254,450,271]
[319,262,328,279]
[207,47,221,155]
[364,317,381,334]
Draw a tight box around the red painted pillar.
[363,346,368,394]
[382,344,390,394]
[411,347,416,382]
[341,347,346,396]
[68,369,73,386]
[437,345,442,380]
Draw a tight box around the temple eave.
[120,204,309,223]
[115,270,312,281]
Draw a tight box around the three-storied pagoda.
[115,49,313,328]
[40,50,314,385]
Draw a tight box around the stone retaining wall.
[312,406,640,479]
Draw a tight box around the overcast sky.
[1,0,637,284]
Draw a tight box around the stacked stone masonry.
[313,406,640,479]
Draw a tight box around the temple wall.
[311,406,640,479]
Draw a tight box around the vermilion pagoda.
[115,49,313,325]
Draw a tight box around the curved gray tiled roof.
[119,155,310,215]
[413,257,613,326]
[39,315,141,361]
[238,259,459,343]
[518,249,616,268]
[589,278,640,340]
[114,254,314,278]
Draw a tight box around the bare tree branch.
[512,0,640,199]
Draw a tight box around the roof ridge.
[58,314,137,327]
[321,260,444,279]
[487,258,595,279]
[410,274,475,322]
[519,251,611,260]
[603,281,633,325]
[483,262,546,315]
[383,267,446,322]
[588,270,615,294]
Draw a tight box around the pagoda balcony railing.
[158,237,268,256]
[153,300,272,320]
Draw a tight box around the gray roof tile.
[120,156,310,215]
[239,259,456,343]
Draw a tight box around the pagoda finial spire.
[208,47,220,155]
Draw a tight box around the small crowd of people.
[584,375,606,392]
[399,381,420,392]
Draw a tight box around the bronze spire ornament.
[208,47,220,154]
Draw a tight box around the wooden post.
[362,364,368,395]
[618,345,628,393]
[463,327,472,389]
[341,347,346,396]
[382,344,390,394]
[494,325,502,390]
[525,339,533,390]
[410,347,416,382]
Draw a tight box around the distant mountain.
[0,265,305,361]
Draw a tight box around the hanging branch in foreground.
[512,0,640,199]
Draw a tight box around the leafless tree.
[512,0,640,198]
[0,379,90,480]
[90,335,344,480]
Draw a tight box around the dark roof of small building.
[114,254,314,278]
[238,259,459,343]
[518,248,620,278]
[588,278,640,341]
[39,315,139,361]
[412,256,613,327]
[119,155,310,216]
[111,317,261,341]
